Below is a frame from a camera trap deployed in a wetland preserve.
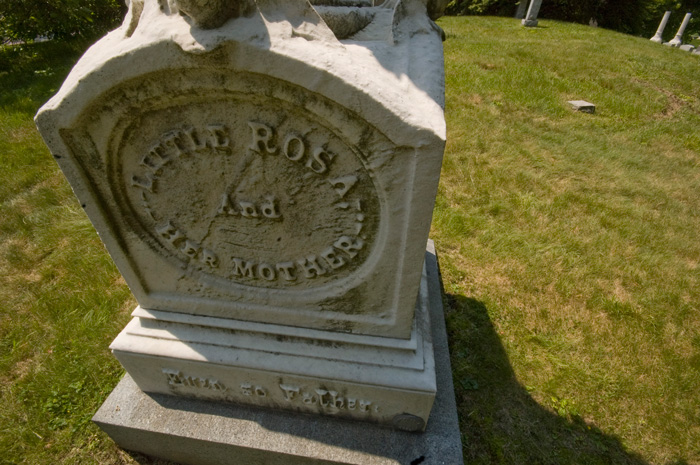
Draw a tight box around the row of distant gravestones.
[650,12,699,55]
[514,0,698,56]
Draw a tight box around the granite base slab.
[93,242,463,464]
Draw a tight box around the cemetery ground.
[0,15,698,465]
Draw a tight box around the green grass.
[0,41,137,464]
[434,16,700,465]
[1,16,699,464]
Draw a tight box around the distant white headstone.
[521,0,542,27]
[650,11,671,43]
[669,12,692,47]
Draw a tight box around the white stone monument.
[35,0,462,463]
[521,0,542,27]
[669,12,692,47]
[650,11,671,43]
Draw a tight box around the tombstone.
[650,11,672,43]
[669,12,692,47]
[515,0,529,20]
[34,0,463,463]
[522,0,542,27]
[567,100,596,114]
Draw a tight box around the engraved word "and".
[217,194,281,219]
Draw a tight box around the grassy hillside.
[434,16,700,465]
[0,16,699,465]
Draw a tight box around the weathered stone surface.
[679,44,696,52]
[37,0,452,452]
[35,0,446,340]
[93,242,464,465]
[567,100,595,114]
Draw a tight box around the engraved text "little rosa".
[130,120,337,195]
[131,124,231,193]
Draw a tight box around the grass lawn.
[1,15,699,465]
[0,41,138,463]
[434,16,700,465]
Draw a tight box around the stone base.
[108,247,440,430]
[522,19,538,27]
[93,242,463,464]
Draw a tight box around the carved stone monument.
[650,11,671,43]
[35,0,462,463]
[521,0,542,27]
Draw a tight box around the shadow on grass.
[445,294,648,465]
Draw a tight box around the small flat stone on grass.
[568,100,596,114]
[679,44,696,52]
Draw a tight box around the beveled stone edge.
[108,260,436,391]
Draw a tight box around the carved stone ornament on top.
[124,0,447,41]
[168,0,257,29]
